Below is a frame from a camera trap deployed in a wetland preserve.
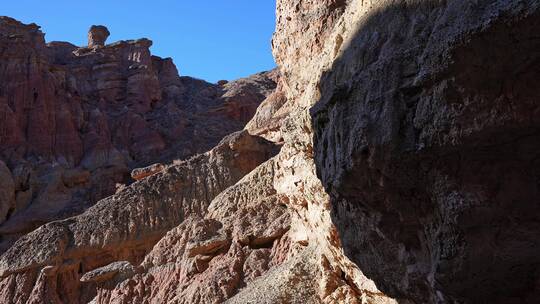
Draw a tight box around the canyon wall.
[312,1,540,303]
[0,16,276,252]
[1,0,539,303]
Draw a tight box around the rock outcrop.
[130,163,165,181]
[88,25,110,47]
[92,158,291,304]
[0,16,277,251]
[0,161,15,224]
[0,130,278,303]
[311,1,540,303]
[1,0,540,303]
[248,0,540,303]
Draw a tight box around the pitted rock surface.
[309,0,540,303]
[87,25,110,47]
[1,0,539,303]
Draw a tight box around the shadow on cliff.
[310,1,540,303]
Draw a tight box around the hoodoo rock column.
[88,25,110,47]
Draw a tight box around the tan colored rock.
[80,261,136,284]
[245,78,290,143]
[212,70,279,125]
[92,158,293,304]
[2,0,539,303]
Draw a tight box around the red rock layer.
[0,131,278,303]
[0,17,277,251]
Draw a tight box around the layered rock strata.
[0,131,278,303]
[0,17,276,251]
[88,25,110,48]
[311,1,540,303]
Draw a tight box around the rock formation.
[130,163,165,181]
[1,0,540,303]
[88,25,110,47]
[0,16,276,252]
[311,1,540,303]
[0,161,15,224]
[0,130,278,303]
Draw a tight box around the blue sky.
[3,1,277,82]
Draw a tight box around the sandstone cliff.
[1,0,540,303]
[312,1,540,303]
[0,17,276,252]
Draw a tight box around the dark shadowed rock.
[0,161,15,224]
[311,1,540,303]
[1,0,539,303]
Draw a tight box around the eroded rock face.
[130,163,165,180]
[1,0,539,303]
[311,1,540,303]
[92,159,292,304]
[0,16,277,251]
[246,0,540,303]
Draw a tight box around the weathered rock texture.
[130,163,165,181]
[1,0,540,303]
[310,0,540,303]
[251,0,540,303]
[0,130,278,303]
[0,16,276,251]
[88,25,110,47]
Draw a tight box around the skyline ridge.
[3,1,276,82]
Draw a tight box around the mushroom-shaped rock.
[88,25,110,47]
[131,163,165,181]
